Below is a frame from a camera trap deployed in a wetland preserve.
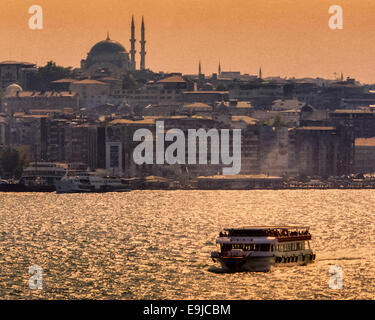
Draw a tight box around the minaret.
[140,16,146,70]
[198,61,204,81]
[106,31,110,40]
[130,15,136,71]
[259,67,262,79]
[218,62,221,76]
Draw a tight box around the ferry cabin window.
[227,244,271,251]
[280,243,304,251]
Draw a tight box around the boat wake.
[318,257,364,261]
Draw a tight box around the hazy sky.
[1,0,375,83]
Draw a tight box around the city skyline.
[1,0,375,82]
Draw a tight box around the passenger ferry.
[20,162,66,190]
[55,171,130,193]
[211,226,315,272]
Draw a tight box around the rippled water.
[0,190,374,299]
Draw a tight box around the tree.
[29,61,77,91]
[271,114,285,127]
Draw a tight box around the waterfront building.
[124,75,188,109]
[230,116,260,174]
[51,78,77,92]
[8,114,48,161]
[182,91,229,104]
[70,79,111,108]
[258,126,297,177]
[294,125,354,177]
[105,117,156,177]
[45,119,68,162]
[354,137,375,174]
[330,109,375,138]
[2,89,79,114]
[0,61,37,90]
[63,122,91,166]
[228,81,283,107]
[0,115,7,146]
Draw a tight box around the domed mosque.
[80,16,146,78]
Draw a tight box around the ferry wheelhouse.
[211,226,315,272]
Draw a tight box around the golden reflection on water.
[0,190,374,299]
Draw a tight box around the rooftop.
[109,118,156,125]
[72,79,108,85]
[0,60,35,66]
[183,91,229,94]
[12,113,49,119]
[183,102,212,109]
[331,109,375,114]
[296,126,335,131]
[198,174,283,180]
[5,91,77,98]
[355,137,375,147]
[157,75,186,83]
[224,226,310,231]
[231,116,257,125]
[95,77,120,81]
[51,78,77,84]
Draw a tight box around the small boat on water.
[55,171,130,193]
[211,226,316,272]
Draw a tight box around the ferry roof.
[224,226,310,231]
[217,237,277,244]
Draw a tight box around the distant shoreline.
[2,183,375,193]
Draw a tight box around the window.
[110,145,119,167]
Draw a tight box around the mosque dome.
[88,36,127,56]
[6,83,23,96]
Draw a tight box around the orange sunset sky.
[1,0,375,83]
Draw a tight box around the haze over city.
[1,0,375,82]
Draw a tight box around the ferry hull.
[217,256,274,272]
[56,185,131,194]
[55,180,131,194]
[212,253,315,272]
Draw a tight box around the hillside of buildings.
[2,35,375,187]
